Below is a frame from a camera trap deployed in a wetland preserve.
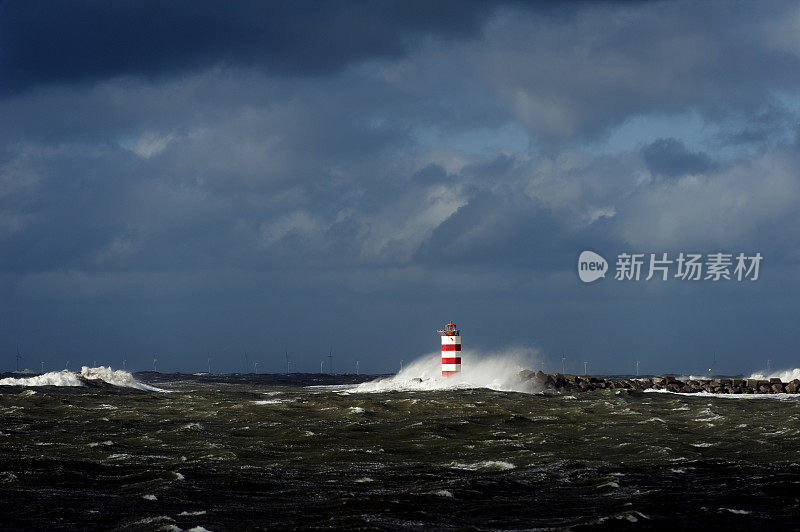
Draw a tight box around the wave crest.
[79,366,167,392]
[0,366,167,392]
[0,370,83,387]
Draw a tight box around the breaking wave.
[0,370,83,387]
[0,366,167,392]
[79,366,168,392]
[748,368,800,382]
[351,347,541,394]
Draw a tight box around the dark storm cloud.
[479,1,800,144]
[0,0,493,94]
[721,105,800,146]
[0,145,131,273]
[1,1,800,373]
[642,138,711,179]
[414,190,617,271]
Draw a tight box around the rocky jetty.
[519,370,800,395]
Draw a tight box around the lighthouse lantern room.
[437,321,461,376]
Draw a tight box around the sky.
[1,0,799,375]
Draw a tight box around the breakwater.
[520,370,800,394]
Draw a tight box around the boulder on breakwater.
[518,370,800,395]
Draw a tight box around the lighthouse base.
[441,359,461,376]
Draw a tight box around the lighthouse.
[437,321,461,376]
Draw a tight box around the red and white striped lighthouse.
[437,321,461,376]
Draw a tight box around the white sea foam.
[721,508,751,515]
[0,370,83,387]
[129,516,176,529]
[677,375,718,381]
[0,472,18,483]
[749,368,800,382]
[450,460,516,471]
[351,347,541,394]
[645,389,800,400]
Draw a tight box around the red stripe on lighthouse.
[441,344,461,351]
[441,357,461,364]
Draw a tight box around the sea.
[2,356,800,530]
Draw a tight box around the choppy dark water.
[2,372,800,530]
